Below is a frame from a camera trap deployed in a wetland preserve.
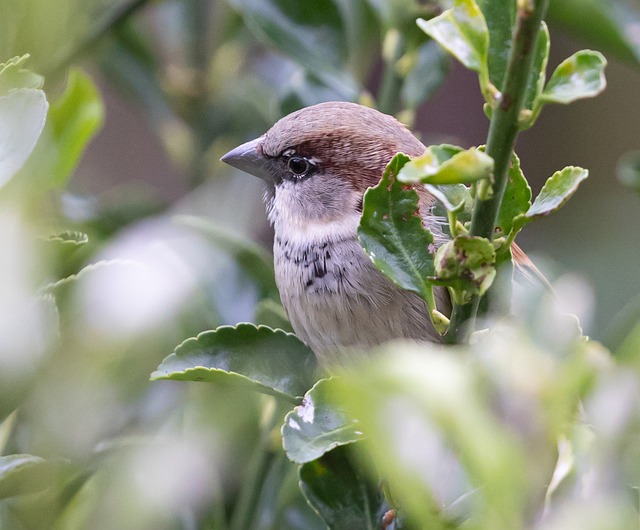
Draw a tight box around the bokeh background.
[1,1,639,528]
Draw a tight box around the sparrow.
[221,101,454,363]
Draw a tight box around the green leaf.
[538,50,607,105]
[523,22,550,112]
[0,454,67,500]
[282,378,364,464]
[496,152,531,236]
[151,324,317,404]
[299,445,384,530]
[617,150,640,194]
[0,88,48,189]
[0,294,58,423]
[517,166,588,224]
[333,331,605,529]
[229,0,359,98]
[417,0,490,93]
[429,184,473,240]
[46,69,104,187]
[402,145,473,229]
[435,236,496,304]
[398,146,494,185]
[36,231,90,266]
[332,343,515,529]
[357,153,435,303]
[15,69,104,190]
[39,231,89,247]
[0,55,43,95]
[349,329,595,526]
[476,0,515,89]
[175,215,279,301]
[428,184,473,219]
[428,144,466,162]
[41,259,143,295]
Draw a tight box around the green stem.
[423,285,437,316]
[444,0,550,344]
[472,1,550,239]
[443,299,477,345]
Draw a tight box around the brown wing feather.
[512,242,552,290]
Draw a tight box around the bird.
[221,101,530,363]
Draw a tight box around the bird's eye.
[288,156,310,176]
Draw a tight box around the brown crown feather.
[261,101,426,192]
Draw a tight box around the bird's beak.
[220,137,271,181]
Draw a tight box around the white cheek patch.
[274,210,361,247]
[267,180,362,245]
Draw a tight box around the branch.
[444,0,550,344]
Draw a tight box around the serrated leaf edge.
[39,259,145,294]
[151,323,311,402]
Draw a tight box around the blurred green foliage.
[1,0,640,529]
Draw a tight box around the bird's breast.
[271,220,443,361]
[273,229,365,296]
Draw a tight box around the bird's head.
[221,101,425,229]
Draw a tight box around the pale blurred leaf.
[0,89,48,189]
[0,454,68,500]
[175,215,278,301]
[39,231,89,247]
[0,55,43,95]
